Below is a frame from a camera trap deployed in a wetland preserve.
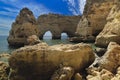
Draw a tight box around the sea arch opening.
[43,31,52,40]
[61,32,69,40]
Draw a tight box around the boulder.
[95,1,120,47]
[26,35,41,45]
[9,43,95,80]
[7,8,39,47]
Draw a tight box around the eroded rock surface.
[98,42,120,73]
[83,0,114,36]
[90,42,120,73]
[76,0,114,36]
[9,43,95,80]
[95,1,120,47]
[71,0,114,42]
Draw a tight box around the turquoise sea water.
[0,35,73,53]
[0,35,95,53]
[0,36,15,53]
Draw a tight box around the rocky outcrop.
[76,16,92,36]
[76,0,114,36]
[37,14,81,39]
[83,0,114,36]
[90,42,120,73]
[7,8,39,47]
[9,43,95,80]
[69,16,95,43]
[87,42,120,80]
[71,0,114,42]
[87,68,114,80]
[95,1,120,47]
[87,66,120,80]
[98,42,120,73]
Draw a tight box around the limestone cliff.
[76,0,114,36]
[7,8,39,47]
[95,1,120,47]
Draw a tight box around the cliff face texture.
[95,1,120,47]
[76,0,114,36]
[7,8,39,47]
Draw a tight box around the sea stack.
[7,8,39,47]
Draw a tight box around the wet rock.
[9,43,95,80]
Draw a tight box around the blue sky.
[0,0,86,35]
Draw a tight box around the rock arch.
[37,13,81,39]
[43,31,52,40]
[8,8,81,47]
[61,32,68,40]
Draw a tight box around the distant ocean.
[0,35,72,53]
